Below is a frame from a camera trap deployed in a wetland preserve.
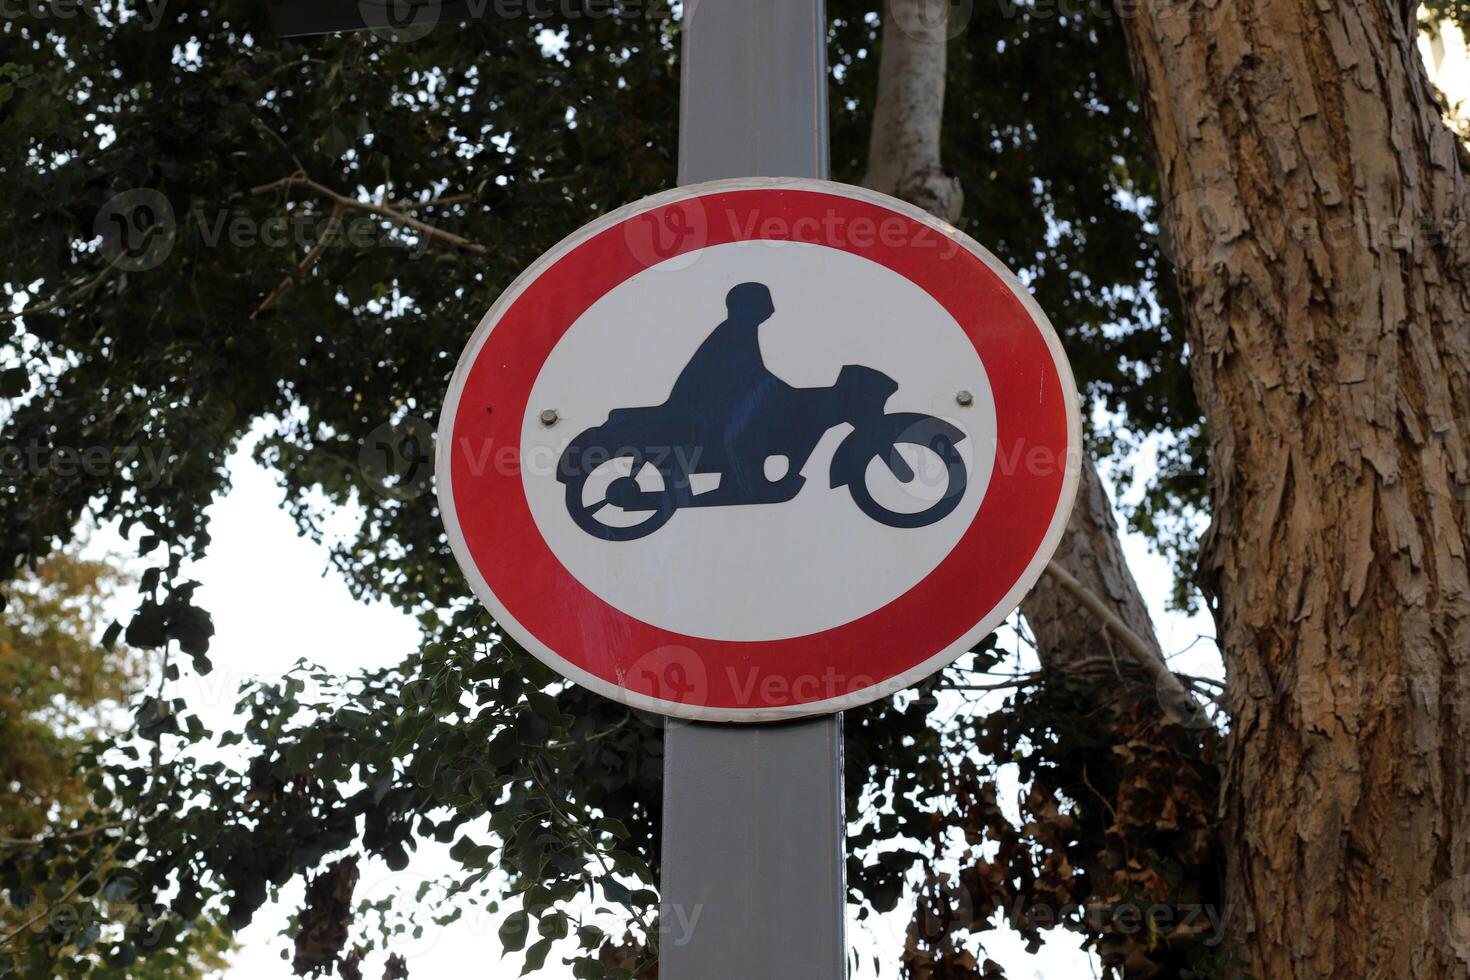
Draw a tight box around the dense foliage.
[1,0,1220,976]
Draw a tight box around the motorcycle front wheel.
[846,431,967,530]
[563,446,677,542]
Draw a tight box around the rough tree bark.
[1118,1,1470,976]
[868,0,1169,681]
[874,9,1227,977]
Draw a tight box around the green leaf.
[536,911,568,940]
[166,603,214,656]
[284,740,310,773]
[599,878,631,906]
[124,602,166,648]
[515,709,550,746]
[449,835,493,870]
[499,911,530,953]
[595,818,630,840]
[572,957,606,979]
[521,937,552,974]
[320,123,351,159]
[486,729,518,767]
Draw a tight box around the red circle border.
[441,183,1075,716]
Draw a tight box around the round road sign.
[437,177,1080,722]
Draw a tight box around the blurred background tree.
[0,548,235,976]
[1,552,140,842]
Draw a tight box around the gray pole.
[676,0,829,184]
[659,2,845,978]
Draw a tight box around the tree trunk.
[868,0,1166,675]
[1118,1,1470,976]
[866,0,964,223]
[1024,458,1166,679]
[874,9,1231,978]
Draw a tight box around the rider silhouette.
[663,282,806,493]
[667,282,780,408]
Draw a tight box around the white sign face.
[521,240,997,642]
[439,178,1080,721]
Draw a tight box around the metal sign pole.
[659,2,846,978]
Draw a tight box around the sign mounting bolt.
[955,390,974,407]
[539,408,560,426]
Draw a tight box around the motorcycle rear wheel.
[846,434,967,529]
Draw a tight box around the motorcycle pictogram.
[556,282,969,541]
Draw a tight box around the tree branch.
[0,823,123,848]
[250,201,346,320]
[2,264,119,324]
[1042,559,1197,708]
[252,174,486,256]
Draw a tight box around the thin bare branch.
[250,201,346,320]
[252,174,486,256]
[389,192,474,211]
[2,265,119,324]
[1042,559,1201,710]
[0,823,124,849]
